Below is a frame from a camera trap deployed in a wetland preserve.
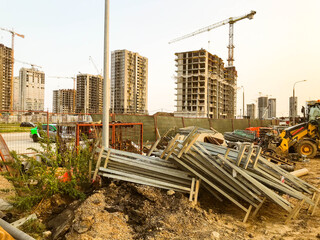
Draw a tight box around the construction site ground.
[1,157,320,239]
[44,157,320,240]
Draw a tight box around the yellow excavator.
[267,100,320,158]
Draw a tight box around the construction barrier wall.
[90,114,279,143]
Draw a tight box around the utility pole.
[102,0,110,148]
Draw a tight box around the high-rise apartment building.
[111,49,148,114]
[19,67,45,111]
[289,96,298,118]
[174,49,237,119]
[13,76,20,110]
[53,89,76,113]
[258,96,268,119]
[247,103,256,119]
[268,98,276,118]
[76,74,103,114]
[0,44,13,110]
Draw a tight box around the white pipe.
[102,0,110,148]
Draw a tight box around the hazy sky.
[1,0,319,116]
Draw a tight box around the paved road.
[1,132,43,155]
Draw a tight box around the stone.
[43,231,52,238]
[167,190,175,196]
[0,199,12,211]
[211,231,220,239]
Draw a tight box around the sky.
[1,0,319,117]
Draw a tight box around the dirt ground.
[62,157,320,240]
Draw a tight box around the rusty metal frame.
[76,122,143,154]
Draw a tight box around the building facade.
[289,96,297,118]
[258,96,268,119]
[13,76,20,110]
[246,103,256,119]
[268,98,276,118]
[0,44,13,110]
[19,67,45,111]
[174,49,237,119]
[53,89,76,113]
[76,74,103,114]
[111,49,148,114]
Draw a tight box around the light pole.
[292,80,307,125]
[102,0,110,148]
[242,86,245,118]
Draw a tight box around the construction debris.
[95,148,199,203]
[224,129,256,143]
[155,127,320,223]
[291,168,309,178]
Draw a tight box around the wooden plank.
[92,147,104,181]
[103,150,111,168]
[171,155,249,212]
[193,179,201,205]
[189,178,195,201]
[252,197,266,218]
[160,134,180,159]
[243,205,253,223]
[217,155,292,212]
[147,138,161,156]
[311,193,320,216]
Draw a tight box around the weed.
[19,219,46,239]
[3,128,94,211]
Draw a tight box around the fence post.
[231,118,234,132]
[47,110,49,137]
[153,113,158,140]
[208,117,212,129]
[248,118,251,128]
[181,117,185,128]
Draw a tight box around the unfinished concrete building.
[247,103,256,119]
[19,67,45,111]
[111,49,148,114]
[53,89,76,113]
[174,49,237,119]
[0,44,13,111]
[76,74,103,114]
[268,98,276,118]
[258,96,268,119]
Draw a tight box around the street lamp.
[102,0,110,148]
[292,80,307,125]
[237,86,244,118]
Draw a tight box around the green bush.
[4,134,94,211]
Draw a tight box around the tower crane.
[15,59,42,69]
[48,76,76,113]
[0,27,25,110]
[169,10,256,67]
[89,56,102,75]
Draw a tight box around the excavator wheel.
[295,140,317,158]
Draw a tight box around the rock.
[0,210,4,219]
[11,213,37,228]
[316,233,320,238]
[248,233,254,238]
[0,199,12,210]
[48,208,74,240]
[211,231,220,239]
[73,217,94,234]
[43,231,52,238]
[167,190,175,196]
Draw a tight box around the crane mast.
[169,10,256,67]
